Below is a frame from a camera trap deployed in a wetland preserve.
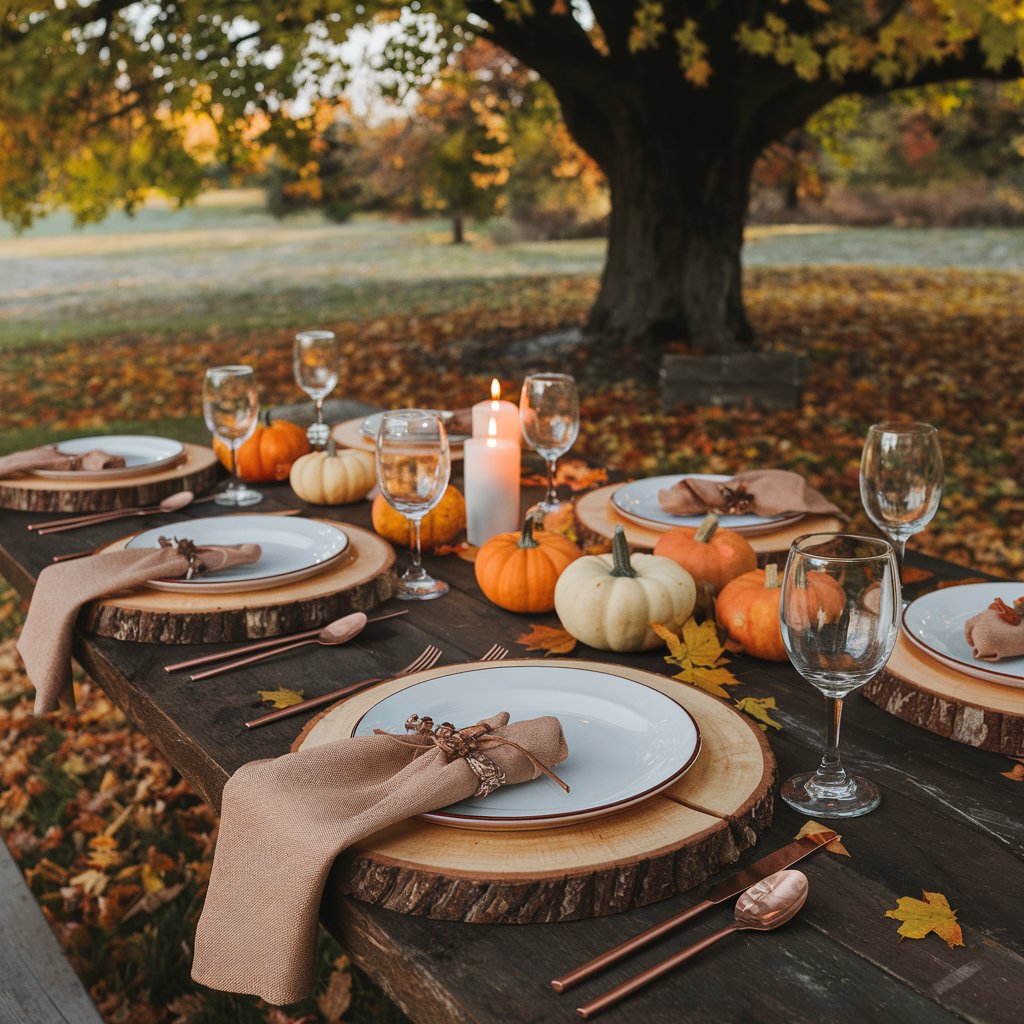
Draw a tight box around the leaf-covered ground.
[1,246,1022,1024]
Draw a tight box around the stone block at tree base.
[660,352,807,411]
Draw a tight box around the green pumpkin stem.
[610,526,637,578]
[519,509,543,549]
[694,514,719,544]
[326,437,338,458]
[764,562,780,589]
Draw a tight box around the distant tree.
[2,3,1022,369]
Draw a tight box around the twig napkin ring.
[377,714,571,797]
[158,536,202,579]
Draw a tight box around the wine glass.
[859,422,943,583]
[203,365,262,507]
[519,372,579,513]
[376,410,451,600]
[779,533,900,818]
[293,330,339,448]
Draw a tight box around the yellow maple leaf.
[885,891,964,948]
[680,617,726,667]
[734,695,783,731]
[794,819,850,857]
[677,663,737,699]
[516,624,577,656]
[654,619,739,697]
[257,687,305,709]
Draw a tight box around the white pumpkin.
[554,526,696,652]
[289,441,376,505]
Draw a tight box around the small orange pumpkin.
[717,563,788,661]
[213,412,310,482]
[653,514,757,594]
[474,511,582,613]
[783,562,847,631]
[371,484,466,551]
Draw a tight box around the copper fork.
[244,644,443,730]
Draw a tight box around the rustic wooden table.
[1,485,1021,1024]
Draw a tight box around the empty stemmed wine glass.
[376,410,451,600]
[203,365,262,507]
[294,330,339,448]
[779,533,901,818]
[520,372,579,514]
[859,422,943,584]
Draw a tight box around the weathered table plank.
[1,486,1022,1024]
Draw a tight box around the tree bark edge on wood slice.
[0,444,220,513]
[862,634,1024,757]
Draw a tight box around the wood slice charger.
[294,659,776,924]
[0,443,221,513]
[82,521,396,644]
[574,482,844,560]
[863,634,1024,757]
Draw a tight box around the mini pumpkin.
[783,561,847,631]
[554,526,696,652]
[717,563,788,661]
[653,514,757,594]
[371,484,466,551]
[475,510,582,613]
[213,411,310,482]
[289,440,375,505]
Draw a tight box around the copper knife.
[550,829,838,993]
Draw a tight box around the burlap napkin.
[658,469,843,518]
[18,538,261,713]
[0,446,126,477]
[192,712,569,1004]
[964,597,1024,662]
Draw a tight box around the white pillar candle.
[472,378,520,445]
[464,417,521,546]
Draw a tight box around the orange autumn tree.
[2,2,1022,368]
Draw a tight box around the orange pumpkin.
[783,563,847,631]
[213,413,310,482]
[371,484,466,551]
[474,511,582,612]
[653,514,757,594]
[717,564,788,661]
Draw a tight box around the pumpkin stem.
[260,408,272,428]
[694,514,719,544]
[609,526,637,578]
[794,559,808,589]
[519,509,543,549]
[326,437,337,458]
[764,562,780,590]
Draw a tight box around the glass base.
[395,576,449,601]
[781,771,881,819]
[306,421,330,448]
[214,483,263,507]
[532,496,563,515]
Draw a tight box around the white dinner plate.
[125,515,350,593]
[33,434,186,480]
[352,662,701,830]
[611,474,805,535]
[360,411,470,445]
[903,583,1024,689]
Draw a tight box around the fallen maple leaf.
[257,687,305,709]
[734,695,783,731]
[653,619,740,699]
[434,541,478,562]
[317,955,353,1023]
[999,758,1024,782]
[900,566,934,585]
[516,623,577,656]
[794,819,850,857]
[521,459,607,493]
[885,890,964,948]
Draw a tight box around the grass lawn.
[1,192,1022,1024]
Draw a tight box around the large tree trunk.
[584,113,757,373]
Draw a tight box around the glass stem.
[891,535,907,583]
[411,518,424,573]
[315,397,324,426]
[815,695,848,788]
[546,457,558,507]
[229,441,240,488]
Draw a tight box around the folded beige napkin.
[192,712,569,1004]
[658,469,843,518]
[18,538,261,713]
[0,445,126,477]
[964,597,1024,662]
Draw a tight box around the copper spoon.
[32,490,203,534]
[190,611,373,681]
[576,870,809,1020]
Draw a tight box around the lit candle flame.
[490,378,501,402]
[487,416,497,448]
